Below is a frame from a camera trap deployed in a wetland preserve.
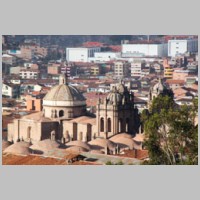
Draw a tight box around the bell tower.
[96,81,137,138]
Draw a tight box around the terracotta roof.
[166,79,185,84]
[22,112,52,122]
[68,116,96,125]
[2,154,67,165]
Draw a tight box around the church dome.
[65,141,91,151]
[43,75,86,107]
[30,139,65,154]
[4,141,32,155]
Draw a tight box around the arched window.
[107,118,111,132]
[100,118,104,132]
[73,123,77,141]
[87,124,92,141]
[51,130,56,141]
[59,110,64,117]
[27,126,31,139]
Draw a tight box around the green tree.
[143,95,198,165]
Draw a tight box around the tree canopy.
[142,95,198,165]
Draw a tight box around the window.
[27,126,31,139]
[107,118,111,132]
[59,110,64,117]
[100,118,104,132]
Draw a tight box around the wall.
[67,48,88,62]
[122,44,165,57]
[168,40,187,57]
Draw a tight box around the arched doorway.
[107,118,111,132]
[73,123,77,140]
[87,124,92,141]
[51,130,56,141]
[100,117,104,132]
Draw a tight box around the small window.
[59,110,64,117]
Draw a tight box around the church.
[7,75,140,144]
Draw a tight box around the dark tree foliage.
[109,35,133,44]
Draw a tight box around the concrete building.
[48,64,61,75]
[168,39,198,57]
[2,54,16,65]
[114,61,130,78]
[90,65,101,76]
[89,52,120,63]
[2,83,20,98]
[10,66,24,75]
[131,60,144,77]
[66,47,101,62]
[19,46,34,60]
[163,59,173,79]
[122,43,168,57]
[20,69,39,79]
[173,69,190,80]
[27,97,43,112]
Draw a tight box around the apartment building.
[114,61,130,78]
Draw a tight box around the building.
[90,65,101,76]
[168,39,198,57]
[10,66,25,75]
[20,69,39,79]
[2,54,16,65]
[114,61,130,79]
[166,79,185,90]
[19,45,34,60]
[47,63,61,75]
[131,60,143,77]
[66,47,101,62]
[89,52,120,63]
[96,81,139,138]
[122,43,168,57]
[26,96,43,112]
[163,59,173,79]
[173,69,190,80]
[2,83,20,98]
[7,75,140,144]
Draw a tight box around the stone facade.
[96,81,139,138]
[7,75,140,144]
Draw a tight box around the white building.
[122,43,168,57]
[168,39,198,57]
[10,66,25,74]
[2,54,16,65]
[131,60,143,77]
[89,52,120,63]
[66,47,101,62]
[2,83,19,98]
[20,69,39,79]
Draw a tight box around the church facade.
[7,75,140,144]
